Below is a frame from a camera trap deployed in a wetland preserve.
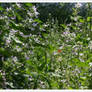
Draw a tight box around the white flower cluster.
[6,7,12,12]
[14,46,22,52]
[31,6,39,17]
[16,3,21,8]
[75,3,82,8]
[88,41,92,50]
[12,56,18,62]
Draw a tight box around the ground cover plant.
[0,3,92,89]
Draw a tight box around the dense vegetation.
[0,3,92,89]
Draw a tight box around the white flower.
[74,17,78,21]
[15,46,22,52]
[0,16,3,19]
[53,51,57,55]
[23,74,29,77]
[67,23,71,26]
[32,23,38,27]
[16,3,21,8]
[29,19,33,22]
[10,29,17,36]
[0,70,2,73]
[88,41,92,50]
[6,7,12,11]
[32,6,39,16]
[87,37,90,41]
[63,31,70,36]
[13,56,18,62]
[14,72,18,75]
[79,57,84,62]
[27,11,33,17]
[79,53,83,56]
[74,52,78,55]
[89,62,92,66]
[61,79,66,83]
[31,28,35,31]
[43,24,48,27]
[6,38,11,44]
[32,6,36,12]
[59,46,63,49]
[57,57,62,61]
[4,16,8,18]
[66,40,69,42]
[80,30,82,32]
[71,33,76,38]
[75,3,82,8]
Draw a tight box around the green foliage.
[0,3,92,89]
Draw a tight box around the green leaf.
[33,19,42,23]
[25,3,33,7]
[80,19,84,23]
[61,24,67,28]
[80,77,86,81]
[87,17,92,21]
[0,6,3,10]
[0,48,5,52]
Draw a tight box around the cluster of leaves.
[35,3,91,24]
[35,3,74,24]
[0,3,92,89]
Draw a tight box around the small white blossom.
[53,51,58,55]
[13,56,18,62]
[67,23,71,26]
[75,3,82,8]
[16,3,21,8]
[6,38,11,44]
[27,11,33,17]
[79,57,84,62]
[6,7,12,11]
[89,62,92,66]
[59,46,63,49]
[87,37,90,41]
[74,17,78,21]
[0,16,4,19]
[29,19,33,22]
[32,6,39,16]
[88,41,92,50]
[43,24,48,27]
[79,53,83,56]
[57,57,62,61]
[15,46,22,52]
[32,23,38,27]
[14,72,18,75]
